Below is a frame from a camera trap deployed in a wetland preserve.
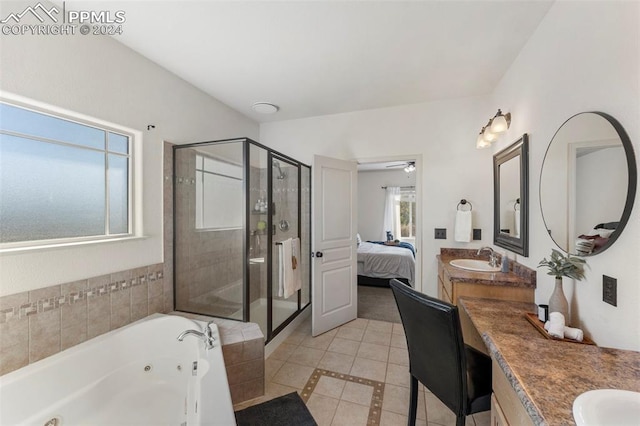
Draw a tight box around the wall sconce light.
[476,109,511,149]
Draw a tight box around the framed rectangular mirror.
[493,134,529,256]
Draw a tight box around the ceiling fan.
[386,161,416,173]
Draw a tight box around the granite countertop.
[437,253,536,289]
[459,297,640,425]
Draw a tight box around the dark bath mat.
[235,392,317,426]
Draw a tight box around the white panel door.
[312,155,357,336]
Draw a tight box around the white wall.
[261,96,493,298]
[358,169,416,242]
[0,15,258,296]
[489,0,639,351]
[262,1,640,350]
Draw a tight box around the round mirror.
[540,112,636,256]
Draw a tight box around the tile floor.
[233,317,491,426]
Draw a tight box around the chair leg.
[408,376,418,426]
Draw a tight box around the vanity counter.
[438,254,535,289]
[459,297,640,425]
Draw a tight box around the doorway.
[355,155,423,320]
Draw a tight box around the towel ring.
[514,198,521,211]
[457,199,472,211]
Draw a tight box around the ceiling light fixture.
[476,109,511,149]
[251,102,279,114]
[404,162,416,173]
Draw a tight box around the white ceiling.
[63,0,554,122]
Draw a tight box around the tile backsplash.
[0,263,168,376]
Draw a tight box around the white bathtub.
[0,314,236,426]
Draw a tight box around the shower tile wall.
[0,264,166,376]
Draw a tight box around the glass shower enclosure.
[173,138,310,342]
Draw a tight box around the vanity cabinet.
[490,395,508,426]
[491,360,534,426]
[437,262,534,305]
[437,255,536,355]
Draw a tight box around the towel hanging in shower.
[278,238,302,299]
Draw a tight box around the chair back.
[389,279,468,417]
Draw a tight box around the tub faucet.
[477,247,499,267]
[177,320,216,350]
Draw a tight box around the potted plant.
[538,249,588,321]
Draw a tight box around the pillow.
[586,228,615,238]
[356,233,362,246]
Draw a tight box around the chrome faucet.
[477,247,499,267]
[177,320,216,350]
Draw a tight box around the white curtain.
[382,186,401,241]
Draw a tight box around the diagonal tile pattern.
[234,316,492,426]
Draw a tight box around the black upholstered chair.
[389,279,492,426]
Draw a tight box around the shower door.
[174,141,246,321]
[270,155,301,335]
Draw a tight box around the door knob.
[315,251,323,258]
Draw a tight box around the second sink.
[449,259,501,272]
[573,389,640,426]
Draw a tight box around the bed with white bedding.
[357,241,415,286]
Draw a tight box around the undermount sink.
[449,259,500,273]
[573,389,640,426]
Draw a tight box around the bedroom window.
[399,190,416,239]
[0,100,133,247]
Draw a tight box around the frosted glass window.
[108,154,129,235]
[0,101,132,245]
[108,132,129,154]
[0,103,105,149]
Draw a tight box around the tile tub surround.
[171,311,266,405]
[0,264,166,376]
[459,297,640,425]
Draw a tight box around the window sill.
[0,235,149,255]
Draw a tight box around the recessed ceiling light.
[252,102,279,114]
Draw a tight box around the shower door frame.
[173,138,311,343]
[267,152,305,341]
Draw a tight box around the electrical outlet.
[473,229,482,240]
[603,275,617,306]
[434,228,447,240]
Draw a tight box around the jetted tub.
[0,314,236,426]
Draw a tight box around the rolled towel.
[564,326,584,342]
[544,321,584,342]
[546,312,565,339]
